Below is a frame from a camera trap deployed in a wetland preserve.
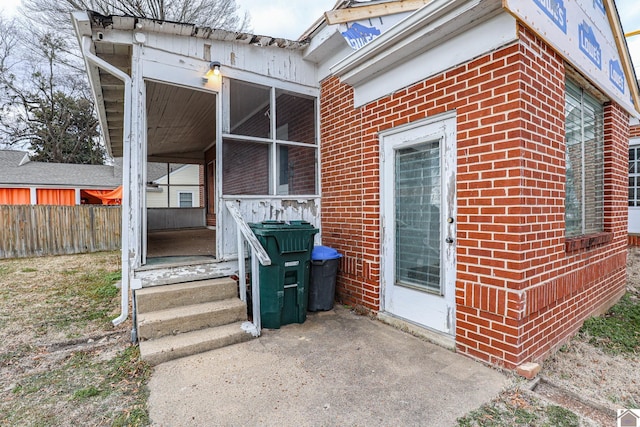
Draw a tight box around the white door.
[381,113,456,336]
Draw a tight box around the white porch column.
[128,38,146,273]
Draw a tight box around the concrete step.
[139,321,252,365]
[135,260,237,287]
[137,298,247,340]
[135,277,237,314]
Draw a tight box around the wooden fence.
[0,205,121,259]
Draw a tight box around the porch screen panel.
[222,139,270,195]
[146,163,203,208]
[229,80,271,139]
[395,141,441,294]
[277,145,317,195]
[275,89,316,144]
[223,78,319,197]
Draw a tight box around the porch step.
[138,298,247,340]
[135,277,237,313]
[139,321,252,366]
[134,276,255,365]
[134,259,237,287]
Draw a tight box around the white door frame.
[380,111,457,337]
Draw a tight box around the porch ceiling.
[95,47,216,163]
[95,42,130,158]
[146,81,216,163]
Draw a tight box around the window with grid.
[178,192,193,208]
[630,145,640,206]
[564,79,604,237]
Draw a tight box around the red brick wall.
[631,124,640,138]
[319,23,628,369]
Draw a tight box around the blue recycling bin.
[308,246,342,311]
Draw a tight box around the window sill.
[565,232,613,253]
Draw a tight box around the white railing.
[225,201,271,337]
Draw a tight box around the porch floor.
[146,227,215,260]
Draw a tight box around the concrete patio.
[147,306,511,426]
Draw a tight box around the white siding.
[146,164,201,208]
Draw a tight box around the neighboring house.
[629,117,640,243]
[73,0,640,370]
[145,162,207,231]
[146,163,202,208]
[0,150,122,205]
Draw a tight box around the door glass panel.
[395,140,441,294]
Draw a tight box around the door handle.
[445,237,454,244]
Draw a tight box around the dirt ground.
[540,247,640,414]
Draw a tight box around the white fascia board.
[352,12,518,107]
[303,24,343,63]
[72,12,121,159]
[309,33,356,82]
[71,11,92,40]
[317,44,356,83]
[331,0,503,86]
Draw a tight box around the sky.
[236,0,337,39]
[0,0,639,72]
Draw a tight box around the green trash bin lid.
[249,220,316,232]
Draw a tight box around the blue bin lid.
[312,245,342,260]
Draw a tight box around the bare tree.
[0,30,105,163]
[21,0,250,32]
[0,16,19,75]
[0,15,25,147]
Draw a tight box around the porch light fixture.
[209,61,221,76]
[202,61,221,84]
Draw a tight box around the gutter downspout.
[81,35,133,327]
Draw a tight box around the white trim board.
[350,12,517,107]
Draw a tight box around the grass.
[458,287,640,426]
[579,292,640,354]
[7,345,151,426]
[544,405,580,427]
[0,252,151,427]
[33,268,122,333]
[456,391,581,427]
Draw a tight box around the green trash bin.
[250,220,318,329]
